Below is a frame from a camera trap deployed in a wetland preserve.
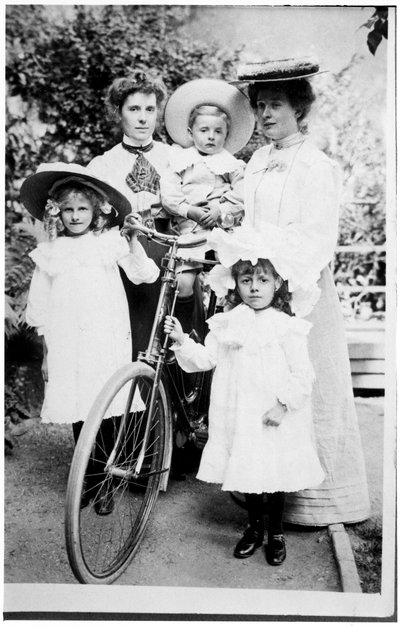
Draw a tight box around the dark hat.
[232,57,327,84]
[20,162,132,225]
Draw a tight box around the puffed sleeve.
[118,239,159,285]
[251,157,341,288]
[160,167,192,219]
[171,332,219,373]
[217,162,245,225]
[274,318,315,411]
[25,265,52,336]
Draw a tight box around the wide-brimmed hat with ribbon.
[231,56,328,85]
[20,162,132,226]
[206,225,321,318]
[164,78,255,154]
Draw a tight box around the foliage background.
[5,5,387,345]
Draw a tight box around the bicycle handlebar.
[122,215,208,249]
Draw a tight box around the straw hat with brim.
[231,57,328,84]
[20,162,132,225]
[164,79,255,154]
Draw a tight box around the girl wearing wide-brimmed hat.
[235,57,370,526]
[160,78,254,332]
[164,225,324,565]
[22,163,159,511]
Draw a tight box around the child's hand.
[187,207,209,224]
[200,205,221,228]
[262,401,287,427]
[164,315,185,346]
[121,213,142,240]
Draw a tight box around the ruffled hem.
[196,468,325,495]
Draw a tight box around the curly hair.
[43,183,115,240]
[248,78,316,123]
[227,258,293,316]
[105,70,167,120]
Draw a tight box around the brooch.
[266,160,287,173]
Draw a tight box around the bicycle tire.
[65,361,170,584]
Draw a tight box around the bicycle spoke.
[65,363,169,584]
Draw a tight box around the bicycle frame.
[116,220,216,481]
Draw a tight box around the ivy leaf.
[367,28,383,55]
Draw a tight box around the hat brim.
[164,79,255,154]
[230,69,328,85]
[20,163,132,225]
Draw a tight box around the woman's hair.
[188,104,230,133]
[105,70,167,119]
[227,258,293,316]
[43,182,115,240]
[248,78,316,123]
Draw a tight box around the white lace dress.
[172,303,325,494]
[26,230,159,424]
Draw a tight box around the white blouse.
[87,137,171,214]
[244,138,342,287]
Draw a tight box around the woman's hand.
[164,315,185,346]
[187,207,209,224]
[262,401,287,427]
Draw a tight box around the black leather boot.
[265,492,286,565]
[233,493,264,558]
[266,534,286,565]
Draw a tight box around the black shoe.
[94,484,114,516]
[233,526,264,559]
[266,534,286,566]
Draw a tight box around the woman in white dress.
[238,57,370,526]
[164,225,325,565]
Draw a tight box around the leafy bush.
[5,4,240,340]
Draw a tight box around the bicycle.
[65,220,218,584]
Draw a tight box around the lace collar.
[170,145,242,175]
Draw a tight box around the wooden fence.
[336,244,385,390]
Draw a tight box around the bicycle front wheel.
[65,362,170,584]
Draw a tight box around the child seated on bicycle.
[160,78,254,333]
[22,163,158,514]
[164,225,324,567]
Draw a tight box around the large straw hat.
[206,225,321,318]
[164,78,255,154]
[232,56,327,84]
[20,162,132,225]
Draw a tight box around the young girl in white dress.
[22,163,159,512]
[164,226,324,565]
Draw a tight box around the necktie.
[122,142,160,195]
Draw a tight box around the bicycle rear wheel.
[65,362,170,584]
